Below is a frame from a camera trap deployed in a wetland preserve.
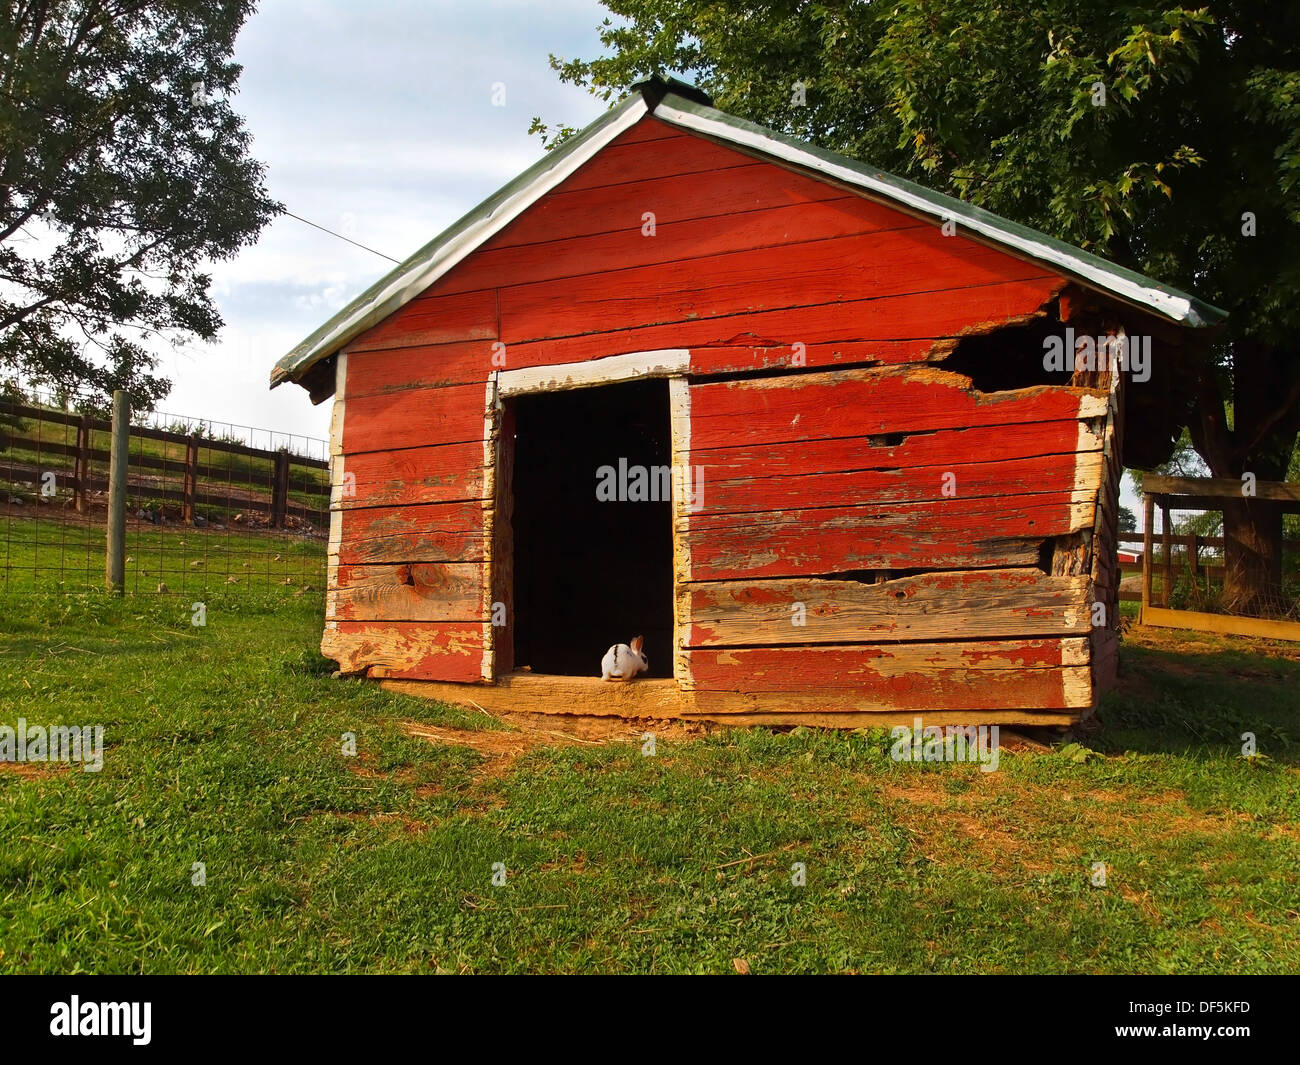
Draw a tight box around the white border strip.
[496,349,690,397]
[655,102,1197,326]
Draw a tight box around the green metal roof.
[272,77,1226,392]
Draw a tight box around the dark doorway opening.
[510,378,674,678]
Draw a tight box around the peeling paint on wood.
[331,442,484,510]
[689,366,1108,449]
[686,571,1090,646]
[682,494,1091,580]
[682,638,1091,711]
[331,563,483,622]
[322,620,483,681]
[333,501,483,566]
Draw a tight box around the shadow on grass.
[1093,638,1300,764]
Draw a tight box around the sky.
[164,0,613,443]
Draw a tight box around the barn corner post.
[1086,322,1127,707]
[104,389,129,596]
[667,375,692,690]
[322,351,348,666]
[483,371,515,682]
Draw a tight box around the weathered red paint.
[335,442,483,509]
[686,639,1077,709]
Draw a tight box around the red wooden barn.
[272,77,1223,728]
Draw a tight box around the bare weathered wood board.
[330,563,483,622]
[685,571,1091,646]
[378,674,1081,727]
[323,620,483,681]
[682,493,1092,579]
[333,500,484,566]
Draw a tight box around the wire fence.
[0,389,328,597]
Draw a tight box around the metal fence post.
[105,390,129,594]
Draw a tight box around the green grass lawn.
[0,590,1296,973]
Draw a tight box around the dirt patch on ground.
[870,770,1300,879]
[0,760,63,779]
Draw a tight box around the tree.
[544,0,1300,614]
[0,0,278,409]
[1118,504,1137,534]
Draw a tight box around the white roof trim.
[309,97,650,368]
[654,101,1199,327]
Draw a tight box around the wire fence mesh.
[0,390,328,597]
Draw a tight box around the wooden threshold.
[377,672,1081,728]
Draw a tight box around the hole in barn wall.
[1036,539,1055,575]
[510,378,674,678]
[938,314,1066,392]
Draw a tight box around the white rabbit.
[601,635,648,681]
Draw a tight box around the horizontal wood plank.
[483,162,849,251]
[341,384,487,454]
[323,621,482,681]
[334,500,483,565]
[691,417,1100,479]
[330,562,483,622]
[682,493,1092,580]
[332,443,484,509]
[685,571,1091,646]
[689,367,1107,449]
[498,228,1052,345]
[683,638,1091,711]
[379,674,1081,725]
[343,340,496,389]
[560,127,756,193]
[694,452,1103,516]
[1140,606,1300,642]
[347,288,496,354]
[351,277,1059,381]
[1143,475,1300,504]
[432,197,923,298]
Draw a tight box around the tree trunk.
[1184,338,1299,619]
[1221,498,1286,615]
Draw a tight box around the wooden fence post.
[105,390,129,594]
[182,434,199,523]
[271,449,290,529]
[1141,492,1154,616]
[1161,502,1173,607]
[74,413,91,514]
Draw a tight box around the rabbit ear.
[631,636,644,653]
